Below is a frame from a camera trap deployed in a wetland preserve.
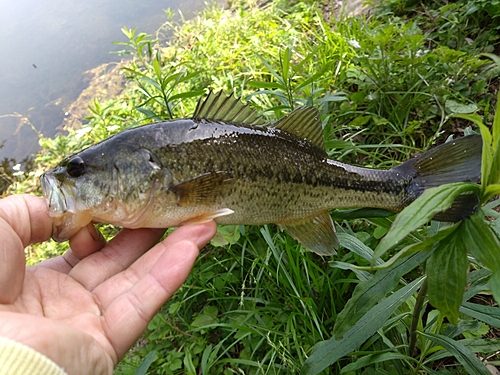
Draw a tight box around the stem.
[409,277,428,356]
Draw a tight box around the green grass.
[9,0,500,373]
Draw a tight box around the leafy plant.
[303,93,500,374]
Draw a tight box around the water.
[0,0,210,161]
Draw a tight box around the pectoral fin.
[280,212,338,256]
[181,208,235,225]
[169,171,234,206]
[171,172,236,225]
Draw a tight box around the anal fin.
[280,212,338,256]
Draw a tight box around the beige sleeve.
[0,336,67,375]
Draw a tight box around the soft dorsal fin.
[273,106,325,150]
[193,91,265,126]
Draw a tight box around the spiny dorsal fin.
[193,91,265,126]
[273,106,325,150]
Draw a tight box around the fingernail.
[89,225,104,242]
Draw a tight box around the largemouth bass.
[40,92,482,255]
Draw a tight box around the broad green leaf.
[136,107,162,121]
[169,89,206,102]
[493,90,500,147]
[427,232,467,324]
[211,225,241,247]
[489,271,500,306]
[419,332,490,375]
[460,302,500,328]
[333,252,429,339]
[364,224,459,271]
[170,70,201,85]
[442,319,483,339]
[445,99,478,114]
[191,306,218,328]
[134,350,156,375]
[461,212,500,273]
[452,113,492,190]
[462,212,500,301]
[137,75,163,91]
[152,59,162,80]
[301,277,424,375]
[280,47,290,85]
[191,313,216,328]
[374,183,479,262]
[482,184,500,202]
[489,90,500,185]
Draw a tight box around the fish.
[40,91,482,255]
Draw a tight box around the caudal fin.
[394,134,482,222]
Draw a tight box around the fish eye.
[66,156,86,178]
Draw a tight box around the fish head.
[41,140,170,241]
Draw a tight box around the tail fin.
[394,134,482,222]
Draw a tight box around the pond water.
[0,0,211,161]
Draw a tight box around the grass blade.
[333,252,429,339]
[301,277,424,375]
[419,332,490,375]
[460,302,500,328]
[341,352,414,373]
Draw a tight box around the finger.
[0,218,24,304]
[0,195,54,246]
[68,228,166,291]
[0,195,53,304]
[36,224,108,274]
[69,223,107,259]
[103,239,200,358]
[93,221,216,308]
[34,251,76,274]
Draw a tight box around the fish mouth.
[40,172,76,217]
[40,172,91,241]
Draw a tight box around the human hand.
[0,194,216,375]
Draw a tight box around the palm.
[4,266,116,373]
